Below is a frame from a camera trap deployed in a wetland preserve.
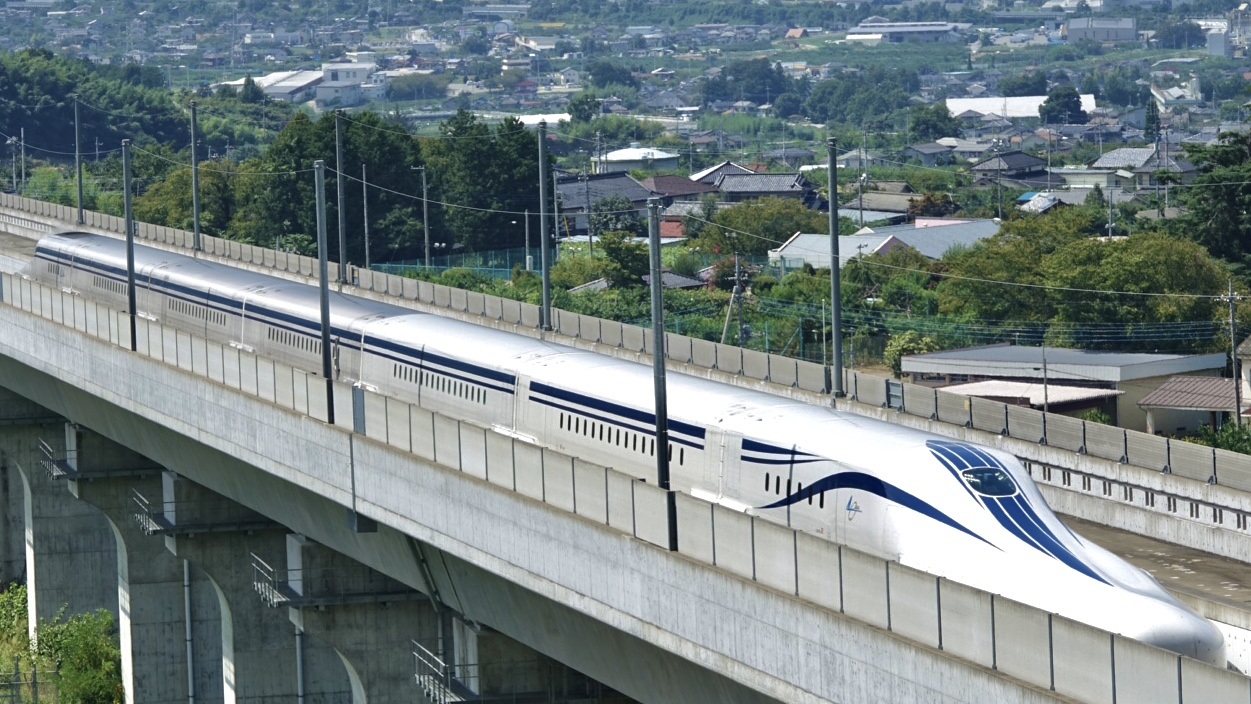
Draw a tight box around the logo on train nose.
[845,496,861,521]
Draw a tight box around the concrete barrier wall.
[5,196,1251,557]
[4,271,1248,700]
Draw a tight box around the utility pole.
[315,160,335,425]
[334,111,347,282]
[73,95,83,224]
[594,131,602,175]
[1107,183,1115,237]
[859,126,867,226]
[412,165,430,266]
[538,120,552,330]
[1041,345,1049,415]
[582,171,594,256]
[1232,278,1243,426]
[362,164,370,270]
[122,140,137,352]
[735,254,745,346]
[19,128,24,193]
[524,209,531,272]
[827,137,844,398]
[190,100,202,251]
[647,197,678,552]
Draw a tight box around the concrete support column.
[68,468,220,704]
[161,474,349,704]
[0,388,59,583]
[6,420,116,636]
[285,535,439,703]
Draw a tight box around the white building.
[592,143,680,173]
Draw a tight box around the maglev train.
[28,232,1226,666]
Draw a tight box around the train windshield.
[961,467,1017,496]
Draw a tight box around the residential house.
[690,161,757,185]
[714,173,824,209]
[637,175,720,205]
[556,67,580,86]
[903,142,954,166]
[768,218,999,269]
[555,172,654,236]
[837,149,890,170]
[1089,146,1196,188]
[971,150,1048,180]
[762,146,816,168]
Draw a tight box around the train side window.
[632,434,637,452]
[774,476,780,494]
[648,438,654,456]
[765,473,771,491]
[679,447,684,465]
[819,491,825,509]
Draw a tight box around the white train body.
[30,232,1227,666]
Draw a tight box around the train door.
[719,431,744,500]
[140,262,170,321]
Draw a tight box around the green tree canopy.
[909,101,960,142]
[1039,86,1087,124]
[696,197,825,256]
[1179,131,1251,264]
[999,71,1047,97]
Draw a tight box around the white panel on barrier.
[600,321,623,348]
[887,563,939,649]
[621,325,646,352]
[292,371,310,415]
[666,333,691,362]
[500,299,521,324]
[410,408,435,459]
[937,579,993,667]
[433,284,451,308]
[449,288,467,311]
[73,298,87,332]
[466,292,485,316]
[716,344,743,374]
[418,281,435,304]
[274,363,295,409]
[222,347,241,389]
[795,360,825,395]
[632,481,671,549]
[675,493,713,564]
[402,278,420,301]
[482,430,513,485]
[605,471,636,534]
[191,336,208,377]
[556,309,580,338]
[458,424,488,477]
[742,349,770,381]
[770,357,798,388]
[256,358,276,402]
[794,534,841,612]
[483,294,502,320]
[752,519,796,594]
[519,302,540,328]
[239,354,259,395]
[364,391,388,442]
[691,339,716,368]
[580,315,601,343]
[1111,636,1179,704]
[840,549,889,630]
[513,443,544,501]
[385,397,411,452]
[710,506,754,580]
[432,415,460,469]
[162,327,179,364]
[386,274,403,298]
[356,269,374,291]
[573,460,607,523]
[84,302,98,338]
[543,453,575,513]
[1050,616,1113,704]
[1181,655,1248,702]
[307,377,329,423]
[332,383,355,430]
[992,597,1052,687]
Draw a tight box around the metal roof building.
[902,344,1227,431]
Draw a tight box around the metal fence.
[0,659,57,704]
[2,272,1248,703]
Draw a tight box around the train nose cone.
[1138,612,1227,667]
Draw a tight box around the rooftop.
[902,344,1227,383]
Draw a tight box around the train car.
[28,232,1227,666]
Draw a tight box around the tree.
[909,101,961,142]
[1144,101,1161,142]
[587,61,638,89]
[772,92,803,118]
[590,195,645,238]
[907,192,957,217]
[1179,131,1251,262]
[599,229,649,287]
[1154,21,1205,49]
[1039,86,1087,124]
[239,75,265,104]
[999,71,1047,97]
[883,331,939,377]
[697,197,826,256]
[567,92,599,123]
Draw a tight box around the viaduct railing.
[0,271,1248,704]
